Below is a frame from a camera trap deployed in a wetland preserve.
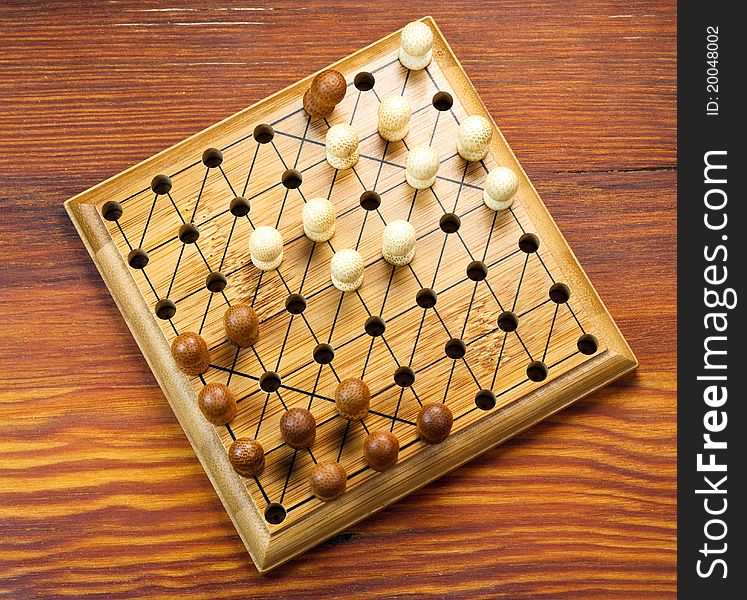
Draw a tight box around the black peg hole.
[527,361,548,382]
[466,261,488,282]
[151,174,172,195]
[354,71,375,91]
[577,334,599,355]
[202,148,223,168]
[394,366,415,388]
[285,293,307,315]
[497,311,519,332]
[127,248,149,269]
[230,196,250,217]
[360,190,381,211]
[102,201,123,221]
[475,389,496,410]
[205,272,227,293]
[259,371,281,393]
[313,343,335,365]
[549,282,571,304]
[439,213,461,233]
[432,91,454,111]
[254,124,275,144]
[444,338,466,360]
[519,233,540,253]
[416,288,437,309]
[281,168,303,189]
[264,503,286,525]
[178,223,200,244]
[155,299,177,320]
[365,316,386,337]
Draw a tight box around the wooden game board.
[64,17,637,572]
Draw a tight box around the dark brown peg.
[363,430,399,472]
[228,438,265,477]
[335,377,370,420]
[279,407,316,449]
[197,382,237,425]
[223,303,259,347]
[303,69,347,118]
[309,461,347,501]
[170,331,210,376]
[417,403,453,444]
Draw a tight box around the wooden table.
[0,1,676,597]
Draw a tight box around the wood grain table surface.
[0,1,676,598]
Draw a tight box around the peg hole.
[202,148,223,168]
[264,503,286,525]
[102,201,123,221]
[155,299,177,320]
[230,196,250,217]
[364,316,386,337]
[205,272,227,293]
[281,168,303,189]
[577,334,599,355]
[497,311,519,332]
[416,288,437,309]
[527,361,548,382]
[444,338,466,360]
[253,124,275,144]
[360,190,381,211]
[439,213,461,233]
[519,233,540,253]
[475,389,496,410]
[285,293,307,315]
[259,371,282,393]
[127,248,149,269]
[354,72,375,91]
[393,366,415,388]
[151,174,172,195]
[432,91,453,111]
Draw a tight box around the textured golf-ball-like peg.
[457,115,493,162]
[171,331,210,376]
[309,461,347,502]
[325,123,359,170]
[228,438,265,478]
[335,377,371,420]
[249,225,283,271]
[378,95,412,142]
[483,167,519,211]
[417,402,453,444]
[330,248,364,292]
[363,430,400,472]
[303,69,347,119]
[302,197,336,242]
[197,382,237,425]
[223,303,259,347]
[382,219,416,266]
[399,21,433,70]
[280,407,316,449]
[406,145,440,189]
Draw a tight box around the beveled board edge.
[64,17,637,572]
[65,201,272,567]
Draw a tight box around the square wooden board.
[64,17,637,572]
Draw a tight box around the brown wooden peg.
[170,331,210,376]
[309,461,347,501]
[197,383,236,425]
[228,438,265,478]
[223,303,259,347]
[303,69,347,118]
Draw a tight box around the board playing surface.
[64,17,636,571]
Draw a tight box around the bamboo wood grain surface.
[0,1,676,598]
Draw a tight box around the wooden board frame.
[64,17,637,572]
